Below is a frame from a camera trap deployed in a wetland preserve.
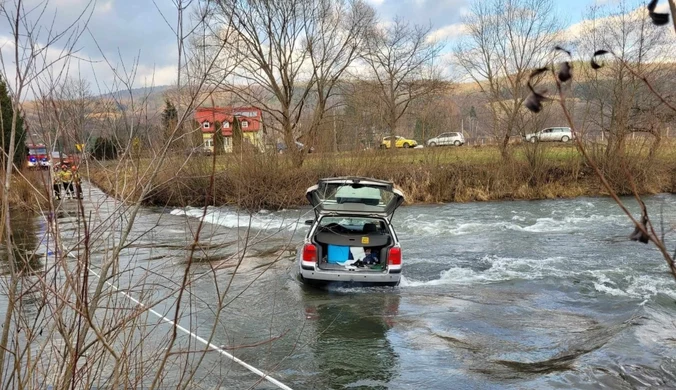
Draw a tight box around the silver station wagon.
[524,127,575,143]
[298,177,405,287]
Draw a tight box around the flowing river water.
[2,184,676,389]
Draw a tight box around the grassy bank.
[4,170,51,211]
[89,142,676,210]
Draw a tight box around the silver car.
[298,177,405,287]
[426,132,465,147]
[524,127,575,143]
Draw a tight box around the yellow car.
[380,136,418,149]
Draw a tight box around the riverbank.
[4,170,50,211]
[89,143,676,210]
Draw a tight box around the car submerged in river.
[298,177,405,287]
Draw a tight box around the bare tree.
[522,1,676,283]
[359,17,445,150]
[0,0,94,382]
[408,88,459,144]
[455,0,562,159]
[576,2,676,158]
[208,0,374,166]
[302,0,375,153]
[0,0,297,388]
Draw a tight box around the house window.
[223,122,229,129]
[242,121,249,128]
[203,122,210,129]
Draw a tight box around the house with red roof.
[194,106,264,152]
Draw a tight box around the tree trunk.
[669,0,676,36]
[389,124,396,152]
[290,148,304,167]
[610,132,626,158]
[389,100,397,153]
[332,113,338,153]
[283,129,304,168]
[648,131,661,160]
[500,131,511,161]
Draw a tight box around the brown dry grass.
[4,170,50,211]
[88,143,676,211]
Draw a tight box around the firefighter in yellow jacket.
[71,165,83,199]
[52,165,62,200]
[58,165,75,199]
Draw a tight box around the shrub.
[92,137,118,160]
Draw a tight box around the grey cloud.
[2,0,182,87]
[76,0,179,71]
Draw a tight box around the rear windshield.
[29,148,47,155]
[320,184,394,208]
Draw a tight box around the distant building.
[194,106,264,153]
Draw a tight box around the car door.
[552,128,562,141]
[541,128,553,141]
[382,136,391,148]
[449,132,459,145]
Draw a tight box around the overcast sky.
[0,0,670,97]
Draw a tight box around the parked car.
[380,136,418,149]
[277,141,314,153]
[185,146,213,157]
[427,132,465,147]
[298,177,405,287]
[524,127,575,143]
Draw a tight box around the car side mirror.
[305,219,314,225]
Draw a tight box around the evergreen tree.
[161,99,178,129]
[232,116,243,153]
[212,121,224,155]
[0,76,26,168]
[161,99,178,143]
[92,137,118,160]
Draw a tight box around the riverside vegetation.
[88,141,676,211]
[4,170,51,211]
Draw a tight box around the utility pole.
[333,111,337,153]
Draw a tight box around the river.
[2,186,676,389]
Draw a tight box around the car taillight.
[388,247,401,266]
[302,244,317,262]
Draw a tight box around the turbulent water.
[170,194,676,389]
[4,187,676,389]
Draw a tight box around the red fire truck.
[26,143,49,169]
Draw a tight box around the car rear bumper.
[300,265,401,284]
